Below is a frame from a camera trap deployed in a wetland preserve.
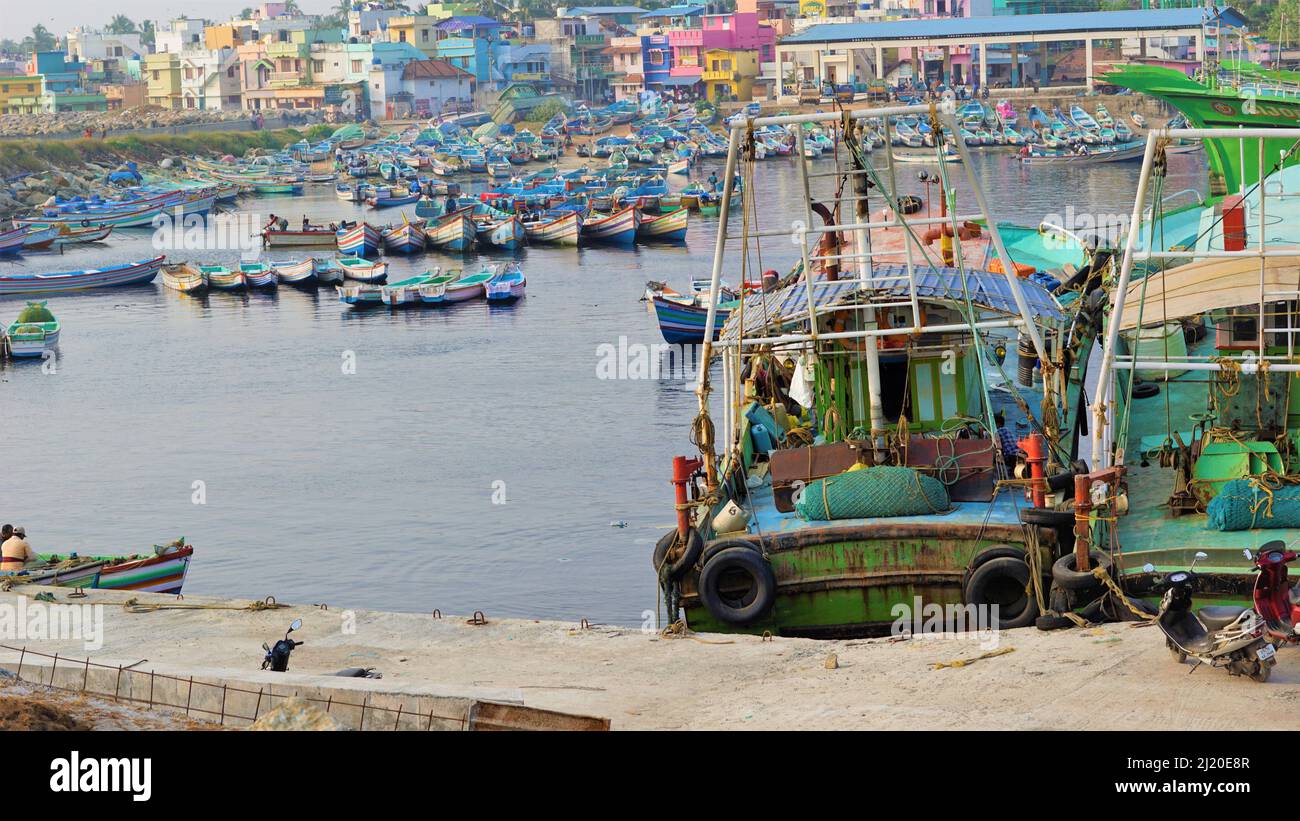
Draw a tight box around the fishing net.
[795,466,951,521]
[1206,478,1300,531]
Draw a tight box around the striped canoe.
[0,256,164,296]
[4,541,194,594]
[337,222,381,256]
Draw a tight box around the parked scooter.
[261,619,303,672]
[1246,540,1300,644]
[1143,552,1275,682]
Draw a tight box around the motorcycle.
[259,618,383,678]
[261,618,303,673]
[1143,552,1275,682]
[1246,540,1300,644]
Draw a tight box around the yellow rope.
[660,619,735,644]
[931,647,1015,669]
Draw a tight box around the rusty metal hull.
[681,522,1051,639]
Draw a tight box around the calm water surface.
[0,147,1205,625]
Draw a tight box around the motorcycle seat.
[1198,605,1247,631]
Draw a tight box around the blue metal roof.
[782,6,1246,44]
[640,5,704,18]
[562,6,647,16]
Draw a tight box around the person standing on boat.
[708,171,719,193]
[994,411,1022,471]
[1,526,36,568]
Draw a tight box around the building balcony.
[702,69,739,82]
[268,71,302,87]
[575,34,606,47]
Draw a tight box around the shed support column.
[979,43,988,89]
[1009,42,1019,87]
[875,45,884,80]
[942,46,951,86]
[1085,38,1094,92]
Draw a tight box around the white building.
[65,28,145,63]
[180,49,242,110]
[154,18,209,54]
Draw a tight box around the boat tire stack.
[652,527,703,580]
[960,547,1040,630]
[694,539,776,626]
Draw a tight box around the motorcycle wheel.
[1166,639,1187,664]
[1251,660,1273,683]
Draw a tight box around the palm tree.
[27,25,55,52]
[106,15,138,35]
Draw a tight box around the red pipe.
[1073,473,1092,571]
[673,456,703,537]
[1020,433,1046,507]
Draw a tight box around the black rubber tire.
[1132,382,1160,399]
[964,557,1039,629]
[961,545,1025,599]
[1035,613,1076,631]
[652,528,703,580]
[697,546,776,626]
[1167,638,1187,664]
[1052,550,1114,592]
[699,537,759,569]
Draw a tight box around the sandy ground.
[0,587,1296,730]
[0,677,217,730]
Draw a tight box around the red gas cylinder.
[1222,194,1247,251]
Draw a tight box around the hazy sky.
[3,2,339,42]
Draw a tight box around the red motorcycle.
[1248,540,1300,644]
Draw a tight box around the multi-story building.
[103,82,147,110]
[370,57,475,119]
[66,28,145,65]
[665,12,775,97]
[0,74,44,114]
[606,36,644,100]
[495,43,552,91]
[144,52,183,108]
[154,19,209,55]
[702,47,759,100]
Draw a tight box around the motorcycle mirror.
[289,619,302,633]
[1243,548,1254,560]
[262,642,270,652]
[1142,563,1155,573]
[1194,551,1209,560]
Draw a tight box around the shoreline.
[2,586,1296,731]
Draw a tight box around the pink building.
[667,12,775,81]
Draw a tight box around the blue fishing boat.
[484,264,526,302]
[652,294,733,344]
[336,222,381,256]
[580,206,638,245]
[0,256,164,296]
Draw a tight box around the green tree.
[139,20,156,48]
[106,15,138,34]
[26,24,55,52]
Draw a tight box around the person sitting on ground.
[1,526,37,569]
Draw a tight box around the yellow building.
[702,48,758,102]
[0,74,44,114]
[205,24,244,51]
[388,16,439,58]
[424,3,476,21]
[145,52,182,108]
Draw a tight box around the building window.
[421,30,429,42]
[312,60,324,72]
[352,59,363,73]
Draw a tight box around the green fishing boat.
[656,106,1096,638]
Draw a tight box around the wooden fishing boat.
[368,190,421,208]
[484,265,526,302]
[381,219,427,254]
[0,226,27,254]
[5,301,60,358]
[380,272,443,307]
[252,181,303,195]
[201,265,245,290]
[240,260,277,288]
[636,207,689,242]
[52,224,113,244]
[336,280,385,305]
[272,258,317,286]
[313,258,345,283]
[651,294,733,344]
[441,268,496,302]
[667,158,691,175]
[581,206,638,245]
[264,228,337,247]
[0,256,163,296]
[336,256,388,282]
[336,222,381,256]
[426,209,476,252]
[21,227,59,251]
[161,262,207,293]
[414,271,462,303]
[522,210,580,246]
[5,539,194,594]
[336,183,364,202]
[476,215,526,250]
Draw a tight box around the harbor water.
[0,147,1206,625]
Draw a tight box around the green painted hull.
[1107,65,1300,196]
[680,523,1047,638]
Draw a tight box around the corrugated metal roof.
[782,6,1245,45]
[719,266,1061,342]
[640,5,705,18]
[562,6,647,16]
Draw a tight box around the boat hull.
[653,296,729,344]
[0,256,163,296]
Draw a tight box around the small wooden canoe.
[337,256,388,283]
[381,220,427,254]
[241,260,278,288]
[162,262,208,293]
[6,301,60,358]
[53,224,114,244]
[485,265,526,302]
[636,207,689,242]
[336,222,381,256]
[581,206,638,245]
[272,258,316,286]
[442,268,496,303]
[426,209,476,253]
[202,265,245,290]
[264,228,337,247]
[414,271,462,303]
[313,258,345,284]
[522,211,580,246]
